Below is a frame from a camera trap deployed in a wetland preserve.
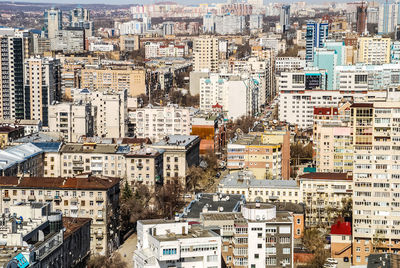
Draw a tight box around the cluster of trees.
[170,90,199,107]
[88,253,127,268]
[186,151,219,192]
[301,229,329,268]
[290,142,313,163]
[226,115,258,140]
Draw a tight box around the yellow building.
[81,68,146,97]
[357,36,391,64]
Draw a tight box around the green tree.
[121,181,133,201]
[302,228,329,268]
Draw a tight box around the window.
[162,248,177,255]
[254,254,259,259]
[207,255,218,262]
[356,256,361,262]
[297,218,301,224]
[283,248,290,254]
[257,244,262,249]
[266,257,276,266]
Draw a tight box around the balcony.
[28,195,36,201]
[96,215,104,221]
[45,195,53,201]
[3,195,10,201]
[72,166,84,171]
[54,195,61,201]
[96,196,104,202]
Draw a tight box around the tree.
[186,166,205,192]
[226,115,258,140]
[302,228,329,268]
[88,253,127,268]
[155,177,185,219]
[121,181,132,201]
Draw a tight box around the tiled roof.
[299,172,352,181]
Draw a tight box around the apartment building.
[0,119,42,136]
[125,147,163,187]
[275,57,306,73]
[144,42,186,59]
[0,176,120,256]
[201,202,294,268]
[128,105,191,142]
[0,125,24,148]
[218,171,300,204]
[0,36,25,120]
[74,90,127,138]
[227,134,285,180]
[191,113,226,155]
[357,36,391,64]
[134,219,222,268]
[299,172,352,227]
[351,100,400,265]
[199,73,260,120]
[278,68,328,91]
[80,68,146,97]
[314,124,353,173]
[193,36,219,72]
[48,102,94,142]
[24,57,61,127]
[150,135,200,185]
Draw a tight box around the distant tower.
[44,7,62,39]
[356,2,367,35]
[280,5,290,33]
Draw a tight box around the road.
[116,233,137,267]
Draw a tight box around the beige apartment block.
[80,68,146,97]
[357,36,391,64]
[351,101,400,265]
[0,176,120,256]
[299,172,352,227]
[193,36,219,72]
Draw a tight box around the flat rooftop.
[220,171,299,189]
[154,225,218,242]
[231,134,280,146]
[299,172,352,181]
[152,135,199,147]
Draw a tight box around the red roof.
[212,103,223,109]
[313,107,338,116]
[330,220,351,235]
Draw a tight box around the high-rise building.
[351,100,400,265]
[357,36,391,64]
[162,21,174,36]
[305,21,329,62]
[280,5,290,33]
[44,8,62,39]
[69,7,94,37]
[378,1,400,34]
[193,36,219,72]
[24,57,61,127]
[356,4,368,35]
[0,36,25,120]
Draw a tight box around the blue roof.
[116,145,131,154]
[32,142,62,152]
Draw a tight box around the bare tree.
[88,253,127,268]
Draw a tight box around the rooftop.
[299,172,352,181]
[152,135,199,148]
[330,220,351,236]
[63,217,92,239]
[230,134,280,146]
[0,125,24,133]
[126,147,163,157]
[13,133,62,143]
[154,225,218,242]
[60,143,120,154]
[219,171,298,189]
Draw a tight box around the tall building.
[305,21,329,62]
[356,4,368,35]
[44,8,62,39]
[24,57,61,127]
[0,36,25,120]
[378,1,400,34]
[69,7,94,37]
[193,36,219,72]
[357,36,391,64]
[162,21,174,36]
[280,5,290,33]
[351,100,400,265]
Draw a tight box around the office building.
[249,14,263,30]
[299,172,353,227]
[193,36,219,72]
[0,36,25,120]
[24,57,61,127]
[275,57,306,73]
[128,105,191,142]
[357,36,391,65]
[69,7,94,37]
[162,21,174,36]
[191,113,226,155]
[0,175,120,256]
[278,68,328,91]
[305,21,329,62]
[44,8,62,39]
[280,5,290,33]
[218,171,300,203]
[51,27,85,53]
[351,100,400,265]
[134,220,221,268]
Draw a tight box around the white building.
[193,36,219,72]
[203,14,245,35]
[89,43,114,52]
[134,219,222,268]
[278,68,328,91]
[275,57,306,72]
[128,105,191,142]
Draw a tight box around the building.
[0,125,24,148]
[367,253,400,267]
[150,135,200,185]
[0,143,43,177]
[48,102,94,142]
[191,113,226,155]
[51,27,85,53]
[356,4,368,35]
[201,202,295,268]
[378,1,400,34]
[299,172,352,227]
[124,147,163,187]
[128,105,191,142]
[351,100,400,265]
[0,119,42,136]
[69,7,94,37]
[203,14,245,35]
[162,21,174,36]
[330,220,352,260]
[120,35,140,52]
[280,5,291,33]
[249,14,263,31]
[24,57,61,127]
[181,193,245,221]
[74,90,127,138]
[0,175,120,256]
[275,57,306,73]
[193,36,219,72]
[0,36,25,120]
[80,68,146,97]
[218,171,300,203]
[305,21,329,62]
[44,8,62,39]
[357,37,391,65]
[227,133,288,180]
[0,202,65,267]
[134,219,222,268]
